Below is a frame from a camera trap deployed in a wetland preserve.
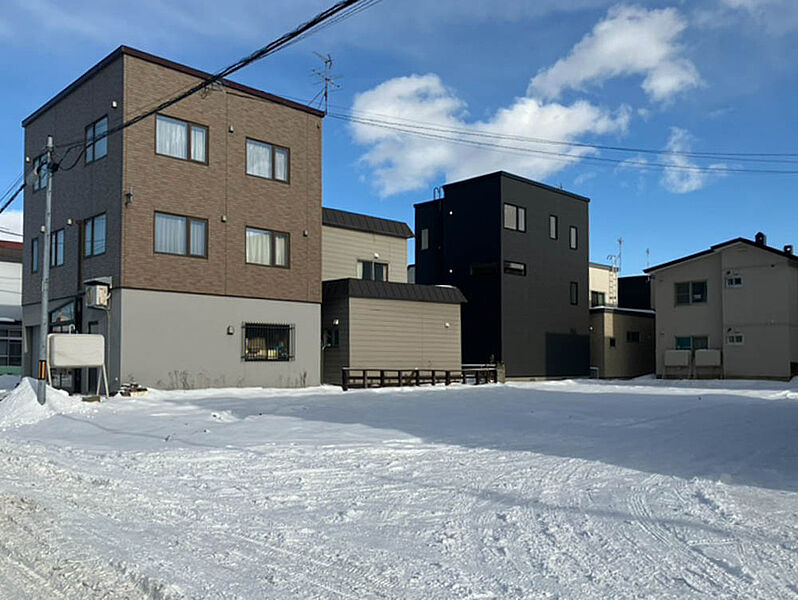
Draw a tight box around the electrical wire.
[52,0,383,157]
[329,112,798,175]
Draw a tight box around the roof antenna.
[312,52,341,115]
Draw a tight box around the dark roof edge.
[323,278,466,304]
[645,238,798,273]
[322,207,413,239]
[443,171,591,203]
[23,45,324,127]
[590,306,655,318]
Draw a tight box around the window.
[675,281,707,305]
[246,139,289,182]
[243,323,293,361]
[675,336,709,350]
[503,261,526,276]
[84,213,106,257]
[154,212,207,257]
[50,229,64,267]
[32,155,48,192]
[609,337,616,348]
[31,238,39,273]
[726,332,744,345]
[85,116,108,163]
[626,331,641,343]
[156,115,207,163]
[0,325,22,368]
[420,228,429,250]
[591,291,606,307]
[569,226,578,250]
[357,260,388,281]
[323,327,340,348]
[725,275,743,288]
[245,227,289,267]
[503,203,526,232]
[570,281,578,305]
[549,215,558,240]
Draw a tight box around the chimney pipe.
[784,244,794,255]
[755,232,767,247]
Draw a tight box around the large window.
[246,139,289,182]
[549,215,558,240]
[154,212,207,257]
[675,336,709,350]
[569,226,578,250]
[156,115,207,163]
[85,116,108,163]
[591,291,606,307]
[675,281,707,305]
[50,229,64,267]
[357,260,388,281]
[32,155,48,192]
[570,281,579,305]
[31,238,39,273]
[0,325,22,369]
[84,213,106,257]
[503,203,526,232]
[243,323,294,361]
[245,227,289,267]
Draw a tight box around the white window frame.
[725,275,743,288]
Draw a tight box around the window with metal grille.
[243,323,294,361]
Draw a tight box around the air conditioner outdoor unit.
[86,284,110,309]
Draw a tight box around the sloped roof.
[323,279,466,304]
[322,207,413,239]
[644,238,798,273]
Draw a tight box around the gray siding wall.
[118,289,320,389]
[321,225,408,283]
[348,298,461,370]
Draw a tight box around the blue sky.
[1,0,797,274]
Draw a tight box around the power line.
[53,0,383,158]
[329,112,798,175]
[330,107,798,163]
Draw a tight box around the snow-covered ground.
[1,376,797,599]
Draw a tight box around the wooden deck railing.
[341,365,498,391]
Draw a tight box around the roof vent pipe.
[755,232,767,246]
[785,244,794,255]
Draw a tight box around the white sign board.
[48,333,105,368]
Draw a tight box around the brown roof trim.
[645,237,798,273]
[23,45,324,127]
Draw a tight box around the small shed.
[321,279,466,385]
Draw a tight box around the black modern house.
[414,171,590,377]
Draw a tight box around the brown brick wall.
[121,55,322,303]
[22,56,125,306]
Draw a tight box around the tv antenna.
[312,52,341,115]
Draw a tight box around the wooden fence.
[341,365,498,391]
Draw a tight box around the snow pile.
[0,377,94,430]
[0,374,20,391]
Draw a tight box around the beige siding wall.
[348,298,461,370]
[588,265,617,306]
[652,245,796,379]
[590,311,655,378]
[322,226,407,283]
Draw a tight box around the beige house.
[645,235,798,380]
[322,208,412,282]
[320,208,464,385]
[589,262,618,307]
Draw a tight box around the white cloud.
[350,74,629,196]
[0,211,23,242]
[660,128,725,194]
[529,5,700,103]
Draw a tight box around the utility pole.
[37,135,54,405]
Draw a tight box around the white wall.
[0,260,22,322]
